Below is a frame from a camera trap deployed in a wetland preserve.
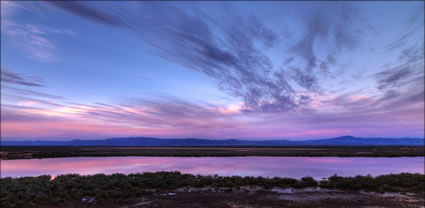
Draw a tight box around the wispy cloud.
[1,68,44,87]
[2,78,423,139]
[386,7,424,51]
[286,3,368,91]
[41,2,386,114]
[43,2,373,113]
[1,2,75,61]
[48,1,128,27]
[3,93,423,139]
[1,2,423,139]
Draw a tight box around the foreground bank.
[1,172,424,208]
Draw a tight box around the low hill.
[1,136,424,146]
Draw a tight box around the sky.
[1,1,424,140]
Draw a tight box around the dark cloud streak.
[48,1,128,27]
[1,68,44,87]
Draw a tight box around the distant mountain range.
[1,136,424,146]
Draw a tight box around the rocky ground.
[40,187,425,208]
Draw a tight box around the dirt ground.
[39,188,425,208]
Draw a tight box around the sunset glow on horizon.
[1,1,424,140]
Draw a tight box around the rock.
[88,197,96,204]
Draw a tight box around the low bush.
[1,172,423,208]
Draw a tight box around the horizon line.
[2,135,425,142]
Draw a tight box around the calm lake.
[1,156,424,179]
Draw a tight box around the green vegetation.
[320,173,425,193]
[1,172,423,208]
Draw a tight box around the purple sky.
[1,1,424,140]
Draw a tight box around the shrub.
[1,172,423,208]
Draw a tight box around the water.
[1,156,423,179]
